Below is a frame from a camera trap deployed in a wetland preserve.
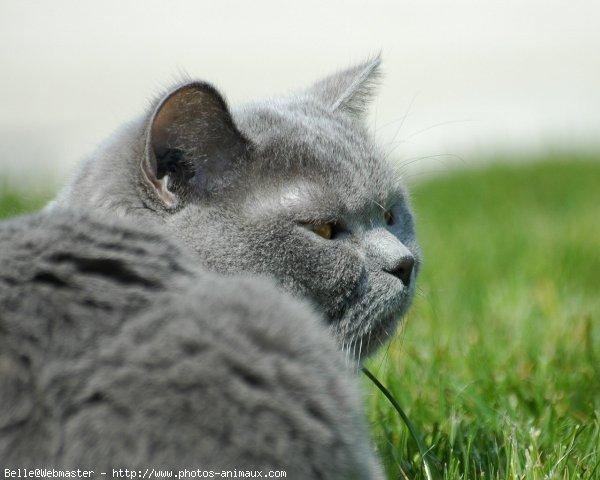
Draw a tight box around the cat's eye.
[301,220,344,240]
[384,210,395,225]
[312,222,334,240]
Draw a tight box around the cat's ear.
[307,55,381,118]
[142,82,248,208]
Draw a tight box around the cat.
[0,210,382,477]
[52,56,421,362]
[0,56,420,476]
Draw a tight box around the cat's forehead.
[233,100,403,208]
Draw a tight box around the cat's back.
[0,209,197,353]
[0,210,382,478]
[0,209,200,460]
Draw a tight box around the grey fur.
[0,211,382,477]
[53,56,421,361]
[2,58,420,475]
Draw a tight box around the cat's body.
[2,57,420,477]
[0,210,381,477]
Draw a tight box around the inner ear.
[142,82,248,208]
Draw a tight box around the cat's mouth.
[332,278,414,363]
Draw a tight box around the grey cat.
[1,57,420,476]
[53,56,420,361]
[0,211,381,477]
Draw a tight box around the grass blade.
[362,366,433,480]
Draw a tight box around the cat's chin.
[336,285,415,365]
[357,312,401,362]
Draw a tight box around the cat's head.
[138,57,420,362]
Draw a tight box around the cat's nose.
[384,256,415,286]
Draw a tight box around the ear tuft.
[308,55,382,118]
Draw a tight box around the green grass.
[1,158,599,479]
[0,182,53,220]
[365,158,600,479]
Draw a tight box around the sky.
[1,0,599,186]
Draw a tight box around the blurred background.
[1,2,598,479]
[1,0,599,186]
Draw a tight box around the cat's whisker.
[401,168,459,180]
[345,339,353,369]
[347,341,353,369]
[394,153,468,181]
[369,198,386,212]
[383,118,475,152]
[358,338,363,366]
[402,118,475,143]
[375,328,394,377]
[376,92,419,143]
[415,286,428,299]
[342,340,349,368]
[396,153,462,171]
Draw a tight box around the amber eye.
[312,222,334,239]
[384,210,394,225]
